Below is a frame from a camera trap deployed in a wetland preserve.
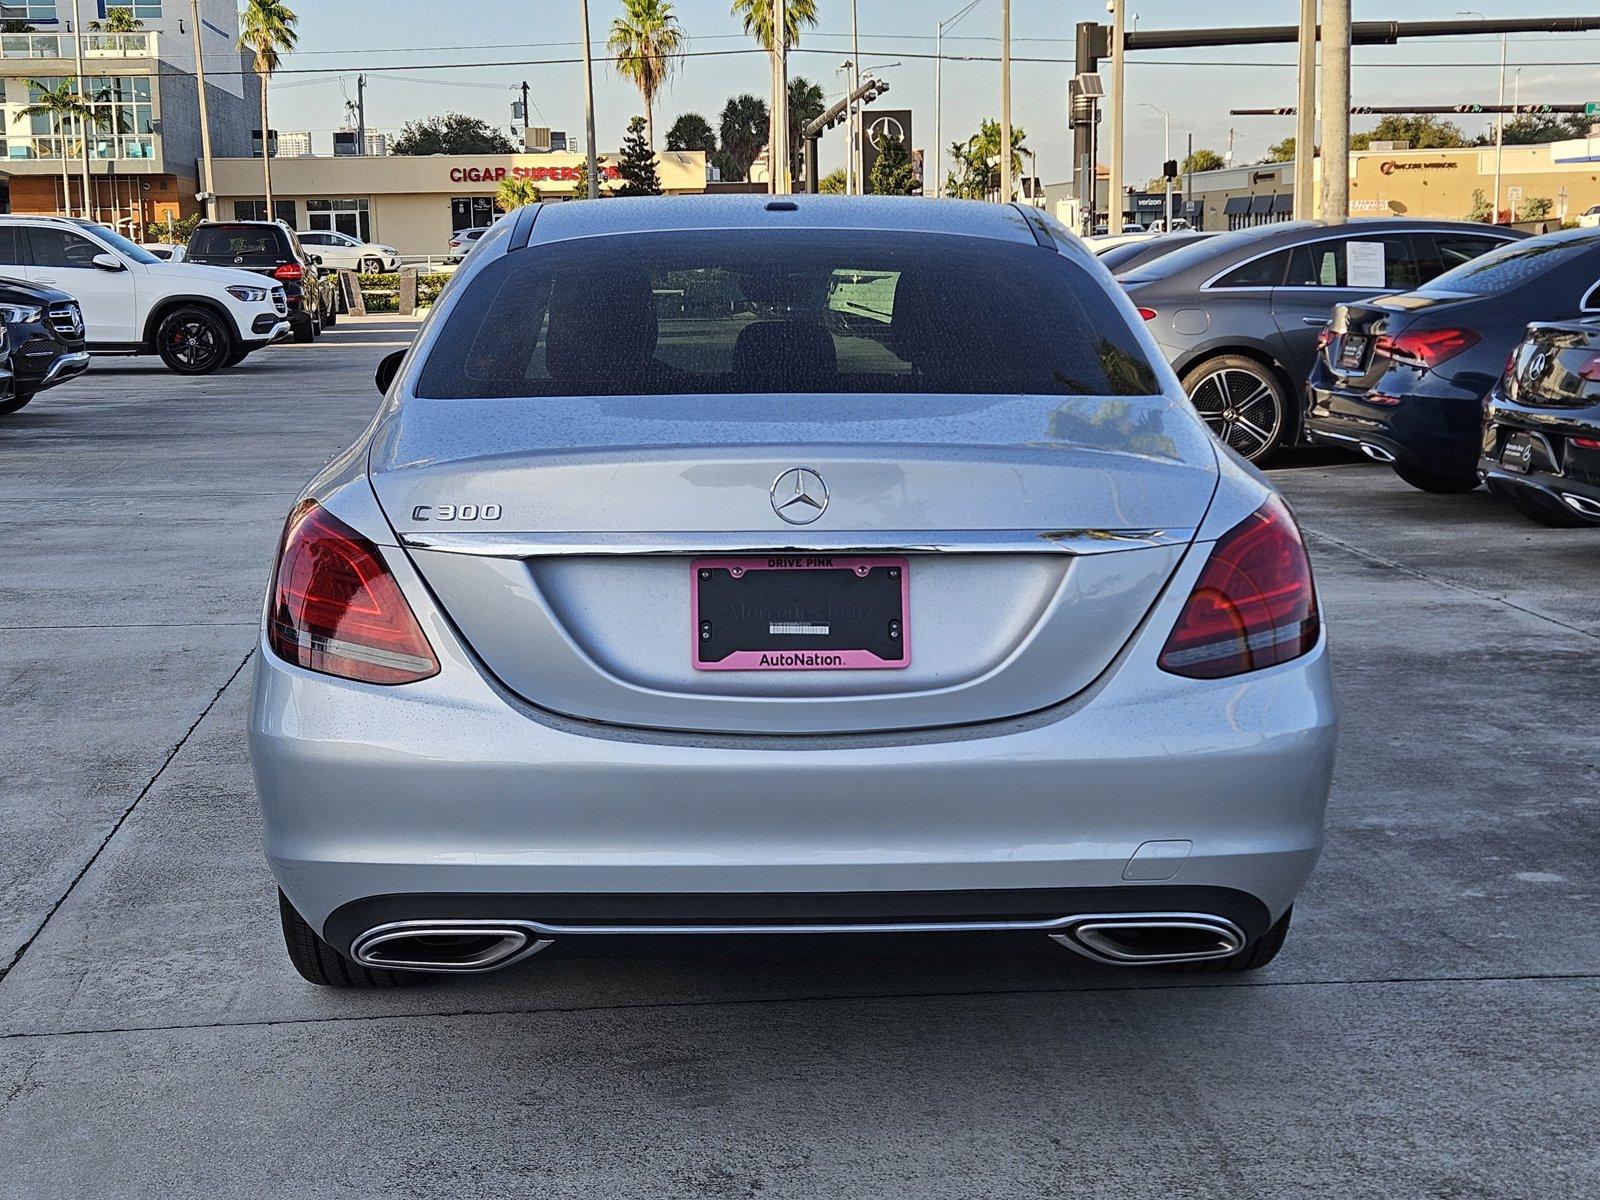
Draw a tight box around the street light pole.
[1293,0,1318,219]
[999,0,1012,202]
[1106,0,1125,230]
[189,0,216,221]
[1140,102,1170,229]
[770,0,789,194]
[579,0,599,198]
[1319,0,1351,221]
[850,0,862,192]
[934,0,986,201]
[1460,12,1507,223]
[70,0,89,218]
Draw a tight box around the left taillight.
[1375,327,1480,369]
[267,500,439,685]
[272,262,304,283]
[1158,496,1320,680]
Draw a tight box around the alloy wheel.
[168,319,222,371]
[1187,367,1285,461]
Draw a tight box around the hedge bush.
[354,271,452,313]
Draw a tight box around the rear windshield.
[187,224,287,261]
[416,229,1159,398]
[1420,230,1600,296]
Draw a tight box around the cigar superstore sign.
[448,163,621,185]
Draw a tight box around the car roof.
[525,195,1042,248]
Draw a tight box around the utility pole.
[1493,29,1506,221]
[579,0,599,198]
[189,0,216,220]
[70,0,88,218]
[850,0,861,192]
[999,0,1012,203]
[1293,0,1318,218]
[1140,102,1171,229]
[520,81,531,134]
[356,73,367,156]
[1106,0,1125,231]
[770,0,789,193]
[1320,0,1351,221]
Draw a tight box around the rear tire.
[1393,463,1481,494]
[278,891,425,989]
[291,316,315,344]
[1165,906,1293,974]
[1508,486,1597,527]
[1181,355,1294,463]
[156,306,233,374]
[0,390,34,415]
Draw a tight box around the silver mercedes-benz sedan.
[250,195,1335,987]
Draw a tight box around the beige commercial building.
[210,150,710,257]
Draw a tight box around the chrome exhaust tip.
[1359,443,1398,464]
[1051,914,1246,966]
[1560,492,1600,518]
[351,921,552,973]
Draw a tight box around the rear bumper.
[250,619,1336,944]
[1479,402,1600,518]
[1306,375,1483,474]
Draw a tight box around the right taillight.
[267,500,439,685]
[1136,306,1158,321]
[1375,327,1480,369]
[272,262,304,283]
[1158,496,1320,680]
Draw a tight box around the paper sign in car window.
[1346,240,1387,288]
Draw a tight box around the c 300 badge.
[410,504,502,521]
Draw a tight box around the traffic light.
[1163,159,1178,180]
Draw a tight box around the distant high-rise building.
[333,129,391,157]
[276,131,314,158]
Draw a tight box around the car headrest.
[544,270,658,388]
[730,320,838,392]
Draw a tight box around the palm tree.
[14,78,92,216]
[494,176,541,212]
[717,93,768,182]
[730,0,817,50]
[237,0,298,220]
[786,75,824,186]
[608,0,684,151]
[89,4,143,51]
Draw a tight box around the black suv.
[0,276,88,414]
[183,220,335,342]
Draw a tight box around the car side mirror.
[91,252,124,271]
[307,253,323,266]
[375,348,405,395]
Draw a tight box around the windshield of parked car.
[416,230,1161,399]
[1418,230,1600,296]
[80,223,160,265]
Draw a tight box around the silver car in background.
[250,196,1335,987]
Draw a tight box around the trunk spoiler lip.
[395,527,1196,559]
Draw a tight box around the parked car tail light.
[1316,328,1334,352]
[267,501,439,685]
[1572,437,1600,450]
[272,262,304,283]
[1375,327,1481,369]
[1136,307,1158,321]
[1158,496,1319,680]
[1575,354,1600,382]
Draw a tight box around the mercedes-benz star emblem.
[770,467,829,524]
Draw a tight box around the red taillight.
[1136,307,1158,321]
[1572,437,1600,450]
[1375,327,1480,369]
[267,500,438,685]
[1316,327,1334,351]
[1576,354,1600,382]
[1158,496,1319,680]
[272,262,304,283]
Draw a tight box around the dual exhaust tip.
[350,913,1247,974]
[1359,442,1398,464]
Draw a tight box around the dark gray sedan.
[1117,220,1526,461]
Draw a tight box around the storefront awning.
[1249,194,1274,215]
[1223,196,1251,215]
[1272,193,1294,213]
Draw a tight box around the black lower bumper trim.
[323,887,1273,954]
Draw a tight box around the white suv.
[0,216,291,374]
[297,229,400,273]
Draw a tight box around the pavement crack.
[0,650,255,988]
[1302,525,1598,640]
[1,969,1595,1043]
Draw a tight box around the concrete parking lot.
[1,317,1595,1199]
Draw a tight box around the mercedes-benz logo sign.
[770,467,829,524]
[868,115,905,149]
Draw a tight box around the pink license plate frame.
[691,555,910,671]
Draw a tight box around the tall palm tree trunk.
[259,70,273,215]
[57,117,71,217]
[645,98,654,152]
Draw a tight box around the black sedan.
[1119,219,1524,462]
[1308,228,1600,493]
[1480,318,1600,526]
[0,276,87,415]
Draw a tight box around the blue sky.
[268,1,1600,181]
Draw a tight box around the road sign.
[1586,101,1600,117]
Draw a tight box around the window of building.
[0,3,59,23]
[306,197,370,241]
[233,199,298,225]
[0,75,152,161]
[450,196,496,232]
[108,1,163,19]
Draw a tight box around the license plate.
[1501,432,1536,474]
[692,556,909,671]
[1337,335,1369,369]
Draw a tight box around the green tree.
[1351,115,1468,151]
[787,75,825,187]
[730,0,817,50]
[89,6,141,32]
[615,115,663,196]
[1518,195,1554,222]
[391,113,517,155]
[1148,148,1227,193]
[14,78,92,216]
[817,167,846,194]
[717,93,768,181]
[238,0,299,219]
[495,175,542,212]
[867,132,918,195]
[569,157,596,200]
[608,0,684,151]
[1261,136,1297,163]
[1468,188,1494,222]
[1499,113,1593,145]
[943,118,1026,199]
[665,111,716,153]
[0,20,36,32]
